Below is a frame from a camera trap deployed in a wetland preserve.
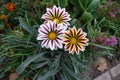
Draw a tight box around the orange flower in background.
[0,27,2,31]
[1,14,7,20]
[6,2,16,12]
[6,22,11,28]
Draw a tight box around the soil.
[113,74,120,80]
[88,48,120,79]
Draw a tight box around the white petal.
[41,39,49,48]
[81,47,85,51]
[47,8,54,17]
[52,40,56,50]
[55,39,63,49]
[53,5,58,16]
[41,40,47,47]
[37,34,47,40]
[49,40,55,50]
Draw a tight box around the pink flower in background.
[98,35,104,42]
[109,1,113,6]
[110,12,116,18]
[117,9,120,13]
[91,33,118,50]
[92,39,96,43]
[103,38,111,46]
[103,36,118,47]
[111,36,118,47]
[104,5,108,9]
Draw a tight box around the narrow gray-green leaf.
[19,17,34,35]
[59,0,68,7]
[89,42,114,50]
[63,63,82,80]
[16,52,45,74]
[86,0,100,12]
[37,71,51,80]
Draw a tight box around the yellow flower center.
[48,32,57,40]
[53,18,60,24]
[71,38,77,44]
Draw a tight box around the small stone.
[9,72,19,80]
[110,63,120,77]
[94,71,111,80]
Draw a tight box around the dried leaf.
[97,57,108,72]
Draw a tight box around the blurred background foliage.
[0,0,120,80]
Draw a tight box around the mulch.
[88,49,120,79]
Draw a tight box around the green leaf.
[2,65,12,74]
[70,55,87,69]
[60,73,68,80]
[32,61,47,70]
[80,0,93,8]
[19,17,37,37]
[19,17,33,34]
[50,55,60,76]
[16,72,26,80]
[63,63,82,80]
[80,11,93,22]
[16,52,46,74]
[78,0,85,11]
[89,42,114,50]
[37,71,51,80]
[0,74,5,78]
[0,57,5,63]
[59,0,68,7]
[69,0,84,12]
[86,0,100,12]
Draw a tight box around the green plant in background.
[97,0,120,24]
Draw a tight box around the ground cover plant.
[0,0,120,80]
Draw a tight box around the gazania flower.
[1,14,7,20]
[42,5,71,27]
[37,22,66,50]
[6,2,16,12]
[64,27,89,54]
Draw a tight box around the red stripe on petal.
[70,44,74,53]
[65,33,70,37]
[65,43,70,50]
[59,10,64,17]
[70,29,73,37]
[80,38,86,41]
[55,39,62,48]
[54,7,57,16]
[80,41,86,44]
[64,40,70,43]
[75,45,79,54]
[57,28,63,33]
[77,34,83,38]
[73,28,76,36]
[76,43,82,50]
[41,30,47,34]
[57,37,63,41]
[48,9,54,17]
[77,29,81,35]
[43,25,49,32]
